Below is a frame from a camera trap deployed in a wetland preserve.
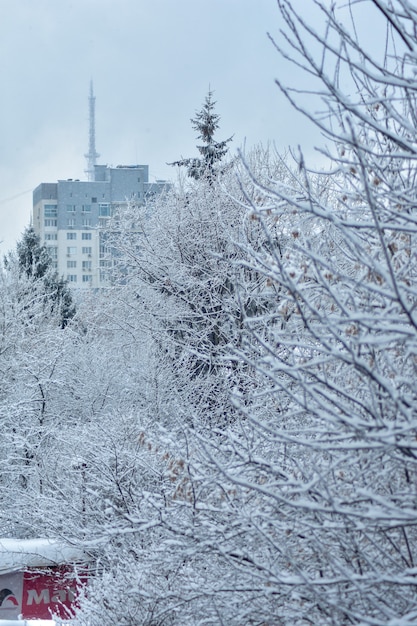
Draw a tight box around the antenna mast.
[85,80,100,181]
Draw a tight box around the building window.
[66,204,76,212]
[44,219,57,227]
[67,232,77,240]
[99,204,111,216]
[45,233,58,241]
[67,274,77,282]
[82,260,92,271]
[47,246,58,259]
[82,246,92,255]
[67,260,77,268]
[91,197,97,203]
[67,246,77,255]
[82,218,91,227]
[82,204,91,212]
[67,218,76,227]
[44,204,57,217]
[82,233,92,240]
[82,274,92,283]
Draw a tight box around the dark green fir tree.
[171,90,233,180]
[6,226,76,328]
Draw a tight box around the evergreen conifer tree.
[16,226,53,280]
[6,226,76,328]
[171,90,232,180]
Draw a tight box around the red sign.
[0,567,86,620]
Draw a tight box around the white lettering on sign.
[27,589,50,605]
[26,587,76,605]
[51,589,66,603]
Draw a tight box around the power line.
[0,189,32,205]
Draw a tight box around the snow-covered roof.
[0,621,39,625]
[0,539,89,574]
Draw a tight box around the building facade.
[33,164,167,288]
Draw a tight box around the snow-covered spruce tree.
[170,90,233,181]
[104,94,237,428]
[8,225,75,328]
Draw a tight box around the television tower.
[85,80,100,181]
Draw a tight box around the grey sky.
[0,0,329,255]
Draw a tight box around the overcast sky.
[0,0,350,255]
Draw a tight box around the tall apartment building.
[33,165,167,288]
[32,83,168,288]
